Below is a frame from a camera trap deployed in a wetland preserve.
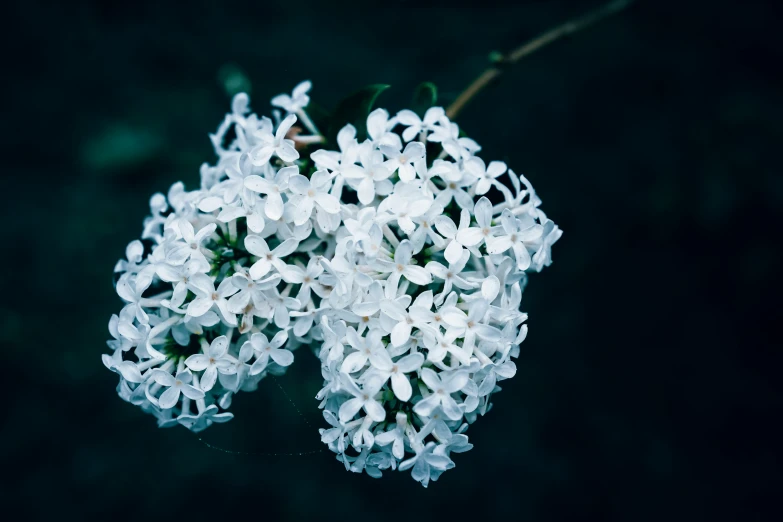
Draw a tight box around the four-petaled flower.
[465,157,507,195]
[271,80,311,113]
[485,209,544,270]
[250,113,300,165]
[185,336,235,391]
[413,368,470,421]
[338,373,386,423]
[246,331,293,375]
[381,141,426,182]
[367,352,424,402]
[151,369,205,409]
[375,239,432,289]
[395,107,446,142]
[167,220,217,266]
[244,235,300,280]
[288,170,341,225]
[399,441,455,488]
[186,273,240,326]
[244,165,297,221]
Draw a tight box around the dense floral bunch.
[103,81,561,486]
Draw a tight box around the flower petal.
[186,297,213,318]
[200,366,218,391]
[180,383,205,400]
[364,399,386,422]
[158,387,180,409]
[270,348,294,367]
[420,368,440,390]
[441,395,463,421]
[391,321,413,347]
[403,265,432,286]
[338,397,363,423]
[185,354,210,372]
[314,193,340,214]
[391,373,412,402]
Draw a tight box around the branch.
[446,0,635,119]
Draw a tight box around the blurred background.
[3,0,781,520]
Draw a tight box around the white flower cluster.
[103,81,561,485]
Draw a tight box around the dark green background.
[4,0,781,520]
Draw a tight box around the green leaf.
[327,84,391,144]
[411,81,438,118]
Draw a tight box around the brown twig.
[446,0,635,119]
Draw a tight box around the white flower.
[442,298,502,354]
[320,317,347,363]
[231,92,250,118]
[264,287,302,328]
[407,203,447,252]
[366,108,401,150]
[399,441,455,488]
[218,341,254,392]
[157,259,209,310]
[465,157,507,195]
[166,220,217,266]
[433,165,475,209]
[374,412,409,459]
[485,210,544,270]
[246,331,293,375]
[178,404,234,432]
[311,124,361,177]
[431,211,469,266]
[249,113,300,165]
[186,273,239,326]
[381,141,426,182]
[244,165,296,221]
[271,80,311,113]
[288,170,341,225]
[243,235,300,280]
[343,144,393,205]
[114,240,144,274]
[421,328,471,365]
[185,336,235,391]
[374,239,432,288]
[199,152,256,207]
[173,310,220,344]
[341,328,386,374]
[455,196,496,251]
[530,218,563,272]
[103,356,145,383]
[413,157,450,196]
[226,272,279,319]
[434,433,473,457]
[395,107,445,142]
[378,191,432,235]
[381,290,435,348]
[413,368,469,421]
[426,250,476,303]
[150,369,205,409]
[115,274,152,324]
[427,119,480,160]
[366,352,424,401]
[337,373,386,423]
[320,247,373,299]
[320,410,354,453]
[357,224,384,259]
[106,313,131,352]
[284,257,325,304]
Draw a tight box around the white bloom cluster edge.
[103,80,562,486]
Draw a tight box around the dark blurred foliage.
[2,0,782,520]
